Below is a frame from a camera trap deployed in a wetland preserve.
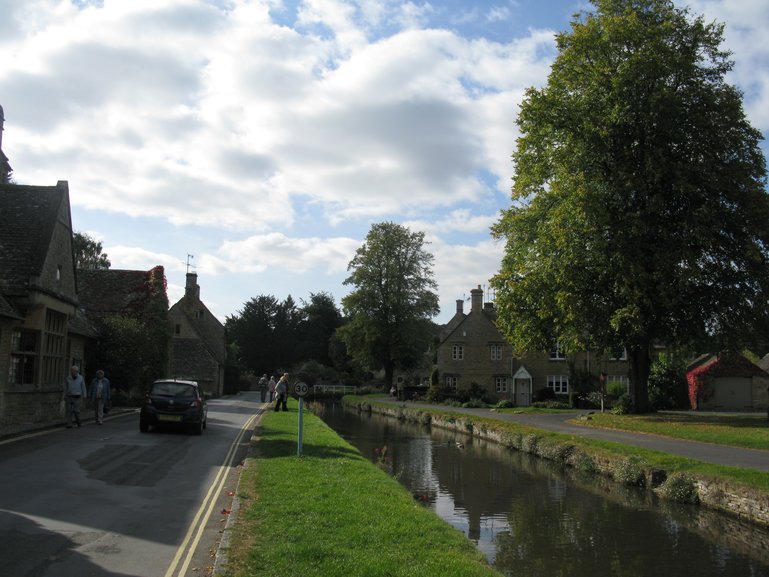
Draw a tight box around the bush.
[462,398,486,408]
[658,473,699,504]
[531,400,572,410]
[648,353,689,410]
[613,457,646,487]
[606,380,628,398]
[495,400,515,409]
[611,394,634,414]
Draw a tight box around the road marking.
[164,410,261,577]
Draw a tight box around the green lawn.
[221,399,502,577]
[573,411,769,450]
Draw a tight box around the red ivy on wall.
[686,358,720,410]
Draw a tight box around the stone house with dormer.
[0,181,97,435]
[436,285,632,405]
[167,273,226,397]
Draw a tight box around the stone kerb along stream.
[316,400,769,577]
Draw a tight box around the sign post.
[294,382,309,456]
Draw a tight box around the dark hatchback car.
[139,379,208,435]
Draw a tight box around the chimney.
[185,272,200,300]
[471,285,483,314]
[455,299,464,315]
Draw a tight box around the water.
[318,402,769,577]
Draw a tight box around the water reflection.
[319,402,769,577]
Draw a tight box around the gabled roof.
[170,295,226,365]
[0,293,22,319]
[0,181,69,294]
[77,268,159,318]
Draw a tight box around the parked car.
[139,379,208,435]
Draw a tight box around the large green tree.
[73,231,111,270]
[338,222,439,388]
[491,0,769,412]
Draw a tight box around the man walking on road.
[88,369,111,425]
[64,366,87,428]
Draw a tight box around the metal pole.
[297,396,304,456]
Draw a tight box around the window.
[175,324,181,335]
[495,376,508,393]
[9,330,37,385]
[549,341,566,360]
[42,310,67,384]
[607,375,630,393]
[445,376,458,389]
[609,346,627,360]
[490,344,503,361]
[547,375,569,395]
[451,345,464,360]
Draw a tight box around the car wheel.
[192,420,203,435]
[140,420,149,433]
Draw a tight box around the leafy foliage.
[338,222,439,387]
[226,292,345,378]
[648,352,689,410]
[95,266,170,400]
[492,0,769,413]
[73,231,111,270]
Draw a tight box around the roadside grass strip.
[571,412,769,451]
[222,399,502,577]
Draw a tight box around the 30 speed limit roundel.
[294,382,309,397]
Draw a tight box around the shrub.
[613,457,646,487]
[658,473,699,504]
[495,399,515,409]
[611,394,634,414]
[532,400,572,410]
[648,353,689,410]
[462,398,486,408]
[606,380,628,398]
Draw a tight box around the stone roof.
[0,182,68,295]
[0,293,22,319]
[170,295,226,365]
[77,268,159,319]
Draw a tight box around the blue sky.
[2,0,768,324]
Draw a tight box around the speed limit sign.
[294,382,309,397]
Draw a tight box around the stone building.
[167,273,226,397]
[0,181,92,435]
[436,285,631,404]
[0,104,12,182]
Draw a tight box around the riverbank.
[344,396,769,528]
[216,400,502,577]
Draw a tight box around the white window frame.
[495,376,508,393]
[609,346,628,360]
[451,345,464,361]
[445,376,458,389]
[549,341,566,361]
[607,375,630,393]
[547,375,569,395]
[490,344,503,361]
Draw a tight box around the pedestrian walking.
[268,375,276,402]
[259,374,268,402]
[64,366,86,428]
[274,373,289,412]
[88,369,111,425]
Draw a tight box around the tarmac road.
[373,398,769,472]
[0,392,266,577]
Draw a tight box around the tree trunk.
[629,342,651,413]
[384,361,394,389]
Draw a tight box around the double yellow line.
[164,410,261,577]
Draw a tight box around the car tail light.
[190,399,201,409]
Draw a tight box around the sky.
[2,0,768,325]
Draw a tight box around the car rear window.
[152,382,197,398]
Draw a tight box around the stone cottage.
[436,285,631,404]
[0,181,93,435]
[167,273,226,397]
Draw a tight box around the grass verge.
[220,399,502,577]
[570,411,769,450]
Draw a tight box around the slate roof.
[170,295,226,365]
[0,182,68,295]
[77,268,157,318]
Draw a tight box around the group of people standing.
[64,365,111,428]
[258,372,290,412]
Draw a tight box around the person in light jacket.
[274,373,289,412]
[64,366,87,428]
[88,369,111,425]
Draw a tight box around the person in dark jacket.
[88,369,111,425]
